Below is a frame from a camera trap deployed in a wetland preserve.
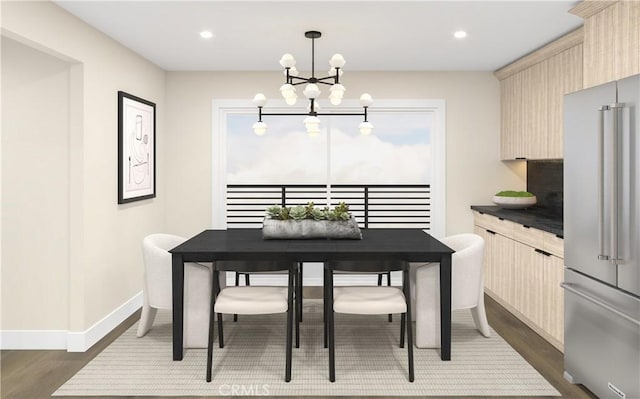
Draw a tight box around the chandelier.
[252,31,373,137]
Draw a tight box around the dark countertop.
[470,205,563,237]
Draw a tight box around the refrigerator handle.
[597,106,609,261]
[610,103,625,264]
[561,282,640,326]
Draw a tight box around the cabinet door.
[583,4,616,88]
[493,233,516,305]
[521,61,549,159]
[547,45,583,159]
[513,241,544,326]
[613,1,640,80]
[542,254,565,345]
[500,73,523,160]
[474,226,494,292]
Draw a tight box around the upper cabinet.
[546,45,583,158]
[575,1,640,88]
[496,30,583,160]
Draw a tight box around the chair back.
[327,260,407,273]
[142,233,186,309]
[441,233,485,309]
[215,260,295,273]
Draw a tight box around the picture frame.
[118,91,156,204]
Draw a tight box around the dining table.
[170,228,454,361]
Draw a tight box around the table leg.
[172,253,185,361]
[440,253,452,361]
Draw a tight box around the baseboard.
[1,292,142,351]
[0,330,68,350]
[67,291,143,352]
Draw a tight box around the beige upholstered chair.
[325,260,414,382]
[137,233,224,348]
[410,233,490,348]
[207,261,298,382]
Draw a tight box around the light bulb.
[359,121,373,136]
[329,84,345,105]
[280,84,296,99]
[330,84,345,97]
[304,116,321,134]
[329,53,346,68]
[359,93,373,107]
[252,93,267,107]
[303,83,321,99]
[279,53,296,68]
[285,95,297,105]
[253,121,268,136]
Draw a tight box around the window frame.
[212,99,446,238]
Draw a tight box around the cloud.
[227,123,431,184]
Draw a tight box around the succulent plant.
[289,205,307,220]
[311,208,326,220]
[264,201,351,221]
[266,205,282,219]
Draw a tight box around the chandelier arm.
[315,75,339,84]
[260,112,314,116]
[315,112,366,117]
[258,112,366,117]
[289,79,312,86]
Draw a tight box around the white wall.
[165,71,525,237]
[1,1,166,346]
[1,37,71,330]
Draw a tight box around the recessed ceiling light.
[454,30,467,39]
[200,30,214,39]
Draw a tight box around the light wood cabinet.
[578,1,640,88]
[547,45,583,158]
[542,254,564,344]
[521,61,549,160]
[498,43,583,160]
[500,73,523,159]
[473,212,565,351]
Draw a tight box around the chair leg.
[136,300,158,338]
[285,267,294,382]
[327,267,336,382]
[217,313,224,348]
[471,297,491,338]
[245,273,250,286]
[297,263,303,323]
[377,273,383,286]
[388,272,393,323]
[234,273,240,322]
[400,313,405,348]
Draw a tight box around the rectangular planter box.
[262,217,362,240]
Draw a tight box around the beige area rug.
[54,300,560,397]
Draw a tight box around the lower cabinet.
[474,213,564,351]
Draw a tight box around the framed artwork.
[118,91,156,204]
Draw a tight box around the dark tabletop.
[170,228,454,263]
[471,205,563,237]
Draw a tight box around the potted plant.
[492,190,537,209]
[263,202,362,239]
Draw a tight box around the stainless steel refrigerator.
[564,74,640,399]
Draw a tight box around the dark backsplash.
[527,160,563,216]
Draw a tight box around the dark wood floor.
[1,291,596,399]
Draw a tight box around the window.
[213,99,445,236]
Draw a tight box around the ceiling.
[54,1,583,72]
